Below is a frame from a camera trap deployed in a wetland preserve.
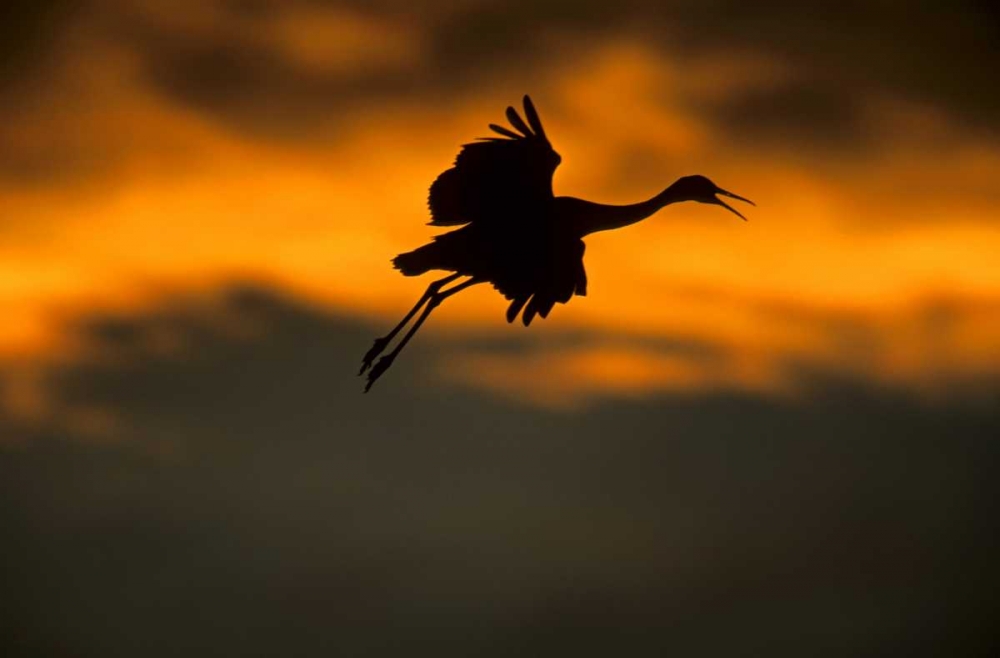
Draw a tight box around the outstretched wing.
[494,238,588,327]
[428,95,561,227]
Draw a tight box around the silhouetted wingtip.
[489,123,520,139]
[522,95,546,139]
[505,106,532,137]
[506,296,529,323]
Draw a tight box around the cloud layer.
[2,5,999,651]
[3,286,997,655]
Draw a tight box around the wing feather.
[505,106,533,136]
[428,97,561,228]
[522,295,541,327]
[489,238,587,325]
[522,95,546,139]
[489,123,521,139]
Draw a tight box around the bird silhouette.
[360,95,753,391]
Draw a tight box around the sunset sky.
[2,1,998,655]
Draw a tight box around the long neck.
[575,185,685,237]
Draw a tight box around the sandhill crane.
[360,95,753,391]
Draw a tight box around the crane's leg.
[359,273,461,376]
[365,277,484,392]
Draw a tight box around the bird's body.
[392,201,588,325]
[361,96,753,391]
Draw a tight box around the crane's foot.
[359,337,391,375]
[364,354,395,393]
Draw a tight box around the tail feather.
[392,242,444,276]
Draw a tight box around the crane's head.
[670,175,755,221]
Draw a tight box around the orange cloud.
[2,38,999,409]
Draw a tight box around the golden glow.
[2,35,999,410]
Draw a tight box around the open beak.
[713,187,755,221]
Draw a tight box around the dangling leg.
[365,277,484,392]
[359,273,461,375]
